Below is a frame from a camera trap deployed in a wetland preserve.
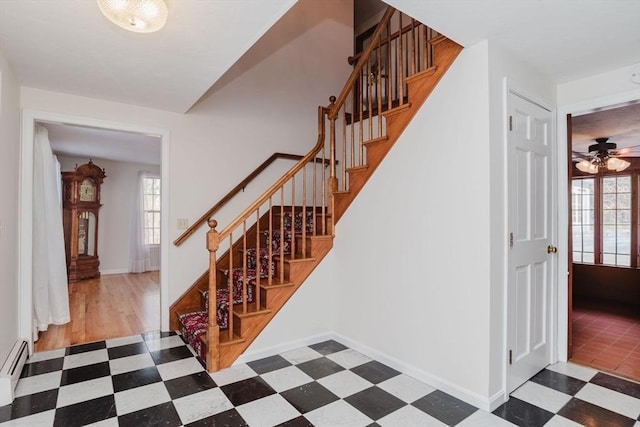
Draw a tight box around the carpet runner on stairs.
[177,211,313,361]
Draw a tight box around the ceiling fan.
[573,137,639,174]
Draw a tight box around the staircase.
[170,6,463,372]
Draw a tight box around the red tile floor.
[571,299,640,382]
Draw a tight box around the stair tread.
[382,103,412,117]
[219,332,245,346]
[363,136,389,146]
[404,65,437,84]
[345,165,368,173]
[232,302,271,318]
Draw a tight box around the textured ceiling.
[572,102,640,159]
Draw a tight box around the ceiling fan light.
[97,0,168,34]
[615,159,630,172]
[606,157,621,170]
[576,159,593,173]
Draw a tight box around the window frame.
[142,176,161,246]
[571,166,639,269]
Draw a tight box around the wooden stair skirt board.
[170,35,463,372]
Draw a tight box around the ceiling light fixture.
[97,0,168,34]
[575,137,631,174]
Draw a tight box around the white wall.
[20,0,353,307]
[57,156,161,274]
[0,51,20,363]
[558,62,640,107]
[330,43,493,408]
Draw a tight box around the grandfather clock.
[62,160,106,283]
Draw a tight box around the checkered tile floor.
[0,332,638,426]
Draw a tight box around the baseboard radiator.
[0,340,29,406]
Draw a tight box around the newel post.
[327,96,338,234]
[206,218,220,372]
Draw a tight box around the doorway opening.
[19,110,170,354]
[567,101,640,382]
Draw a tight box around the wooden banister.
[173,152,331,246]
[329,6,396,119]
[217,106,328,241]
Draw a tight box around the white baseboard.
[101,268,129,275]
[234,332,335,365]
[101,267,160,275]
[233,331,501,412]
[331,332,496,412]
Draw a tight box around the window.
[571,172,638,268]
[602,175,631,266]
[572,177,595,263]
[143,176,160,245]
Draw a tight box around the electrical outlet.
[177,218,189,229]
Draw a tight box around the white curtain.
[130,171,151,273]
[32,125,70,337]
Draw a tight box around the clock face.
[79,179,96,202]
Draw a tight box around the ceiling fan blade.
[571,151,590,160]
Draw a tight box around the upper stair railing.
[326,6,438,195]
[204,5,439,370]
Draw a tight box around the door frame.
[556,89,640,362]
[504,83,558,395]
[19,109,171,352]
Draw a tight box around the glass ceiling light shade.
[606,157,630,172]
[97,0,168,33]
[575,156,630,174]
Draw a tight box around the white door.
[507,92,554,393]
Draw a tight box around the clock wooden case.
[61,160,106,283]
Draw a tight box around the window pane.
[617,193,631,209]
[144,195,154,210]
[617,226,630,254]
[603,210,616,224]
[602,253,616,265]
[616,176,631,192]
[571,177,595,264]
[141,177,161,245]
[602,225,617,252]
[602,177,616,193]
[583,252,594,263]
[572,252,582,263]
[599,175,632,267]
[602,194,616,210]
[617,255,630,267]
[617,210,630,225]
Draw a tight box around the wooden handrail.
[329,6,396,119]
[173,152,330,246]
[217,106,328,242]
[347,19,423,65]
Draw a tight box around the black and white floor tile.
[1,332,638,426]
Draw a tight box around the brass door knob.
[547,245,557,254]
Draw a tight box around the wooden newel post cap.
[207,218,219,252]
[329,96,336,104]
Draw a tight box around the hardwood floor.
[34,271,160,352]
